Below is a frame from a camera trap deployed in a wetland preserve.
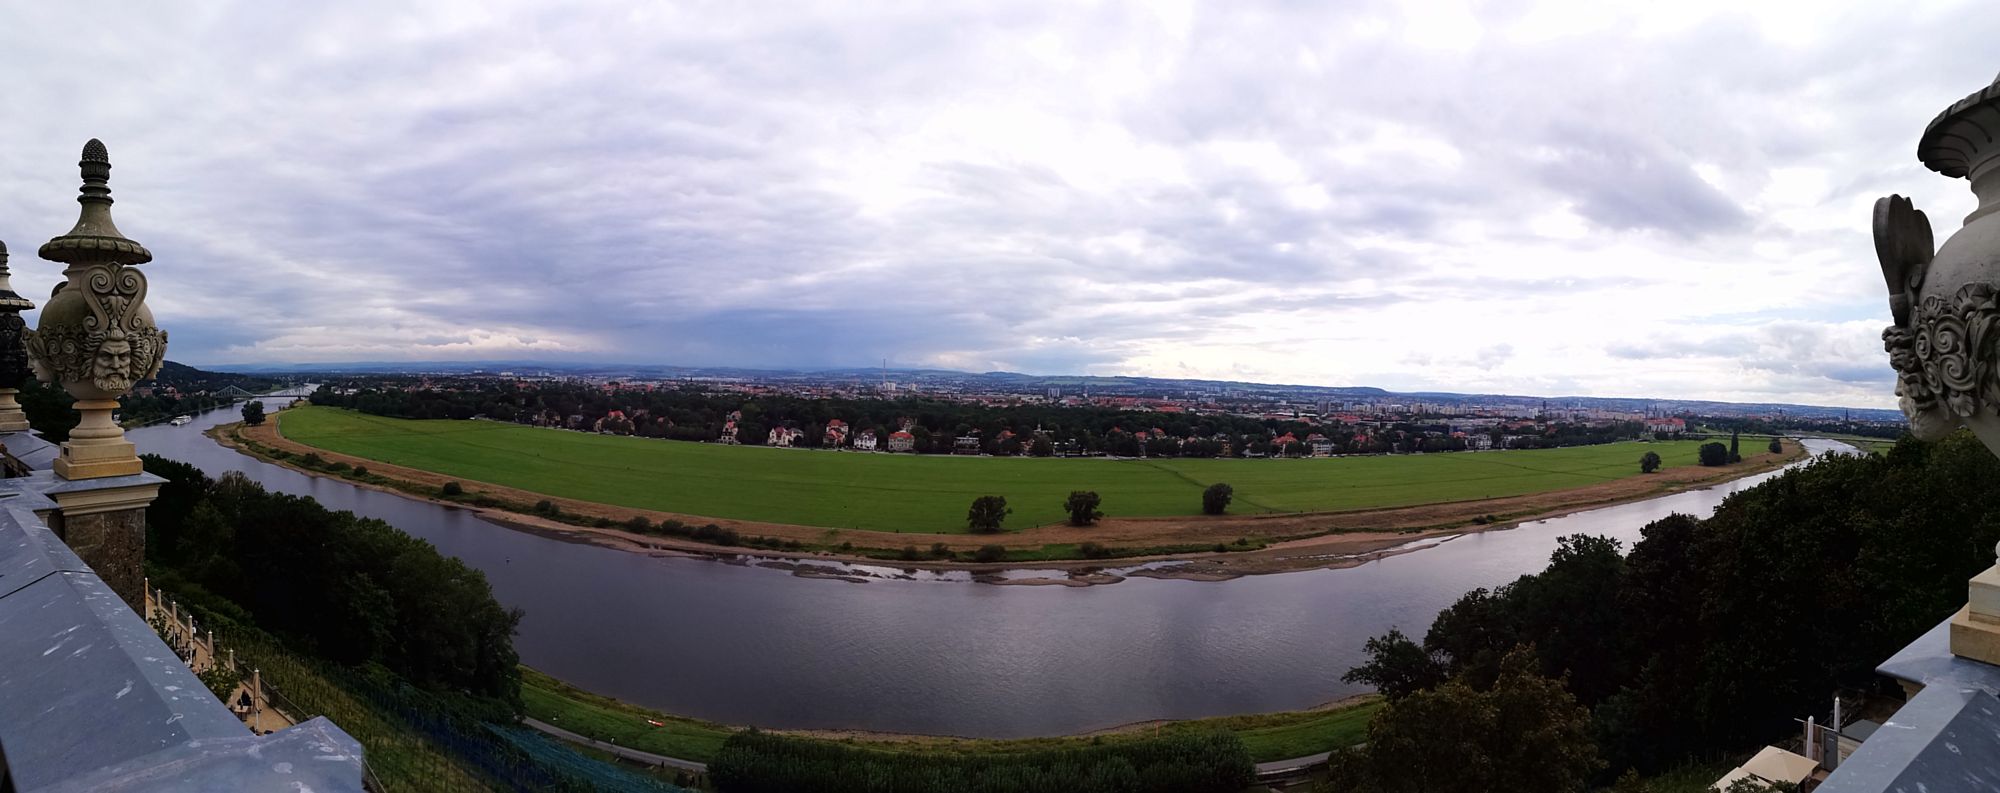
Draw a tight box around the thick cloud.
[0,0,1989,407]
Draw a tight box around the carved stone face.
[92,334,132,391]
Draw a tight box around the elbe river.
[130,394,1856,739]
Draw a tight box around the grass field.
[520,667,1381,765]
[282,406,1712,533]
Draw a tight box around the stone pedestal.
[1950,566,2000,665]
[54,398,141,478]
[47,474,161,610]
[0,389,27,432]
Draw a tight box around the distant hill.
[207,359,1901,422]
[140,361,285,395]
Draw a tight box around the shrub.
[974,544,1007,563]
[325,461,351,473]
[300,453,324,468]
[1202,483,1234,515]
[967,495,1011,532]
[350,466,369,478]
[929,542,955,560]
[624,516,652,533]
[592,517,614,529]
[899,545,922,561]
[1698,442,1730,467]
[1064,490,1104,526]
[1079,541,1112,559]
[440,481,464,497]
[533,499,559,517]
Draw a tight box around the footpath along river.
[129,397,1856,739]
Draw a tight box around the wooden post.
[251,668,262,733]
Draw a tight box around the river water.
[128,398,1855,739]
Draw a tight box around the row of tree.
[306,378,1645,458]
[1333,432,1984,790]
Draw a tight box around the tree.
[967,495,1010,532]
[440,481,463,497]
[973,544,1007,563]
[1064,491,1103,526]
[1639,451,1662,473]
[1342,627,1446,700]
[1729,430,1741,463]
[1030,436,1055,457]
[1203,483,1234,515]
[1328,647,1601,793]
[1769,436,1783,454]
[1698,442,1730,466]
[241,400,266,426]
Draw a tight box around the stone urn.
[1876,74,2000,665]
[22,140,167,479]
[0,240,35,432]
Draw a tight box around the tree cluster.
[305,377,1647,459]
[143,455,524,704]
[1338,432,2000,782]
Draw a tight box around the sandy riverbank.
[210,411,1806,583]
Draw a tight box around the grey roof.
[0,473,362,792]
[0,430,59,471]
[1818,618,2000,792]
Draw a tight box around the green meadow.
[281,406,1713,534]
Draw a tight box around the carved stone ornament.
[1877,72,2000,454]
[22,267,165,395]
[0,240,33,391]
[22,140,167,480]
[1879,72,2000,667]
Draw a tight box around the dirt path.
[217,411,1805,579]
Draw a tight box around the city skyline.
[2,2,1990,409]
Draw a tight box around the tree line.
[306,377,1646,458]
[1333,431,1980,791]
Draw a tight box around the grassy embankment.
[521,667,1380,765]
[280,406,1711,534]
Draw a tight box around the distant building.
[954,435,982,455]
[1306,433,1333,458]
[854,430,878,451]
[1647,417,1687,434]
[768,426,804,447]
[823,419,849,447]
[888,430,916,452]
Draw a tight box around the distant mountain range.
[200,359,1905,422]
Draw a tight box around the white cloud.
[0,0,1989,407]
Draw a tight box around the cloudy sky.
[0,1,1993,407]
